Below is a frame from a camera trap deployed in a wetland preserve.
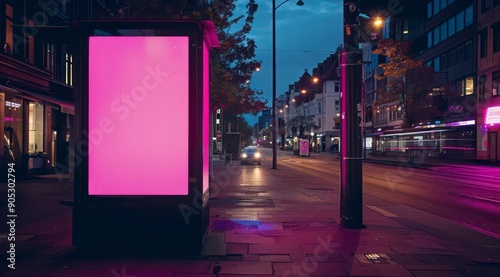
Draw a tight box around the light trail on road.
[257,152,500,238]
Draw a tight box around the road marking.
[457,193,500,204]
[366,206,399,217]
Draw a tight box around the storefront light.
[6,101,21,108]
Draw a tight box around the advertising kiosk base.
[72,202,209,256]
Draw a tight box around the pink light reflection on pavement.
[88,36,189,195]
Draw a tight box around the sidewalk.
[0,158,499,276]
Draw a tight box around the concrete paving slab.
[202,232,226,256]
[208,261,272,275]
[142,260,211,274]
[273,262,348,276]
[248,244,302,255]
[258,254,291,262]
[224,233,276,245]
[226,243,248,254]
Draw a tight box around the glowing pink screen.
[88,36,189,195]
[203,41,209,193]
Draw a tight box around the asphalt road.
[255,148,500,238]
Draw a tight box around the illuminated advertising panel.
[485,106,500,125]
[88,36,189,195]
[203,41,209,193]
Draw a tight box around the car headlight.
[241,153,248,158]
[254,153,261,158]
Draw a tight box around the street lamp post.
[340,0,364,229]
[272,0,304,169]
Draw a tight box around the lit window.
[65,53,73,86]
[493,71,500,96]
[465,76,474,96]
[29,102,44,153]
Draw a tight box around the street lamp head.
[373,17,384,28]
[312,77,319,83]
[296,0,304,6]
[301,89,307,94]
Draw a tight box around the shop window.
[493,71,500,96]
[29,102,44,153]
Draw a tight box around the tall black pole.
[340,0,364,229]
[272,0,278,169]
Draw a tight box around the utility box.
[72,21,219,254]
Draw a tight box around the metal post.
[340,0,364,229]
[272,0,278,169]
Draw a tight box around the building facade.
[364,0,479,160]
[476,0,500,161]
[280,54,341,153]
[1,0,74,178]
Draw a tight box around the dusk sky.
[234,0,344,125]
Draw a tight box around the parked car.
[240,147,261,165]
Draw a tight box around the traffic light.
[344,1,359,26]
